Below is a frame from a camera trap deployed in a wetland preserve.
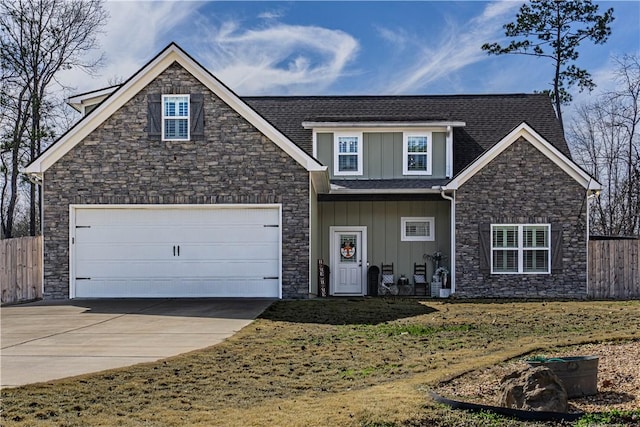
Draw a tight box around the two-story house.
[26,43,601,300]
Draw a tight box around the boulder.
[499,366,568,412]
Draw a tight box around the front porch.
[311,196,452,297]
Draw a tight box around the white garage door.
[71,206,281,298]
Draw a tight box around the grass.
[1,298,639,426]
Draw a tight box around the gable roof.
[25,43,325,174]
[443,122,602,191]
[244,93,570,174]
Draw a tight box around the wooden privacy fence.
[588,239,640,299]
[1,236,43,304]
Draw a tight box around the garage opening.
[70,205,281,298]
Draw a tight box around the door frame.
[69,204,283,299]
[329,226,367,296]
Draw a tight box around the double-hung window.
[334,132,362,176]
[491,224,550,274]
[162,95,190,140]
[403,132,432,175]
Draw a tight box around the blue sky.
[62,0,639,108]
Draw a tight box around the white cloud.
[56,3,359,97]
[193,22,360,95]
[385,1,520,94]
[56,1,201,93]
[375,25,411,50]
[258,10,284,20]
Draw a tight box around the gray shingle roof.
[330,179,451,190]
[243,94,569,175]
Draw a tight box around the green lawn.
[2,298,639,426]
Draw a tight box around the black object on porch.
[367,265,379,296]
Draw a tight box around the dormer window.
[334,132,363,176]
[403,131,432,175]
[162,95,190,140]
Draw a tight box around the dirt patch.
[433,340,640,413]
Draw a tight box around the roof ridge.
[242,93,546,100]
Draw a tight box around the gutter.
[25,171,42,185]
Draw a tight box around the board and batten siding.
[318,200,451,283]
[317,132,447,180]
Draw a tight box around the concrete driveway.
[0,298,273,388]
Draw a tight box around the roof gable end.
[443,122,601,191]
[26,43,324,174]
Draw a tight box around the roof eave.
[442,122,601,192]
[26,42,323,174]
[302,121,466,129]
[328,187,444,195]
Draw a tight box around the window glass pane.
[523,226,548,248]
[407,154,427,171]
[405,221,429,237]
[164,118,188,139]
[407,136,427,152]
[338,136,358,153]
[524,249,549,272]
[164,119,176,137]
[178,100,188,117]
[165,102,175,117]
[493,249,518,272]
[164,96,189,118]
[177,119,188,138]
[493,226,518,248]
[338,154,358,171]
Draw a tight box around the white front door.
[330,227,366,295]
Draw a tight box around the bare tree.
[569,55,640,236]
[0,0,108,238]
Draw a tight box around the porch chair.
[413,263,428,296]
[379,263,398,296]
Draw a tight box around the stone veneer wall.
[43,62,310,299]
[455,137,588,298]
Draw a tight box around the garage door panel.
[76,260,182,278]
[178,226,278,243]
[73,206,281,298]
[76,242,280,262]
[75,243,174,261]
[178,242,279,260]
[177,260,278,277]
[76,278,279,298]
[77,227,171,244]
[78,261,279,279]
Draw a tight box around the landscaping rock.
[499,366,568,412]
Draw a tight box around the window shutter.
[478,223,491,273]
[551,225,563,273]
[147,93,161,140]
[190,93,204,140]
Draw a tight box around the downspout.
[440,187,455,294]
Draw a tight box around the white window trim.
[491,224,551,274]
[403,131,432,176]
[162,94,190,141]
[401,217,435,242]
[333,132,363,176]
